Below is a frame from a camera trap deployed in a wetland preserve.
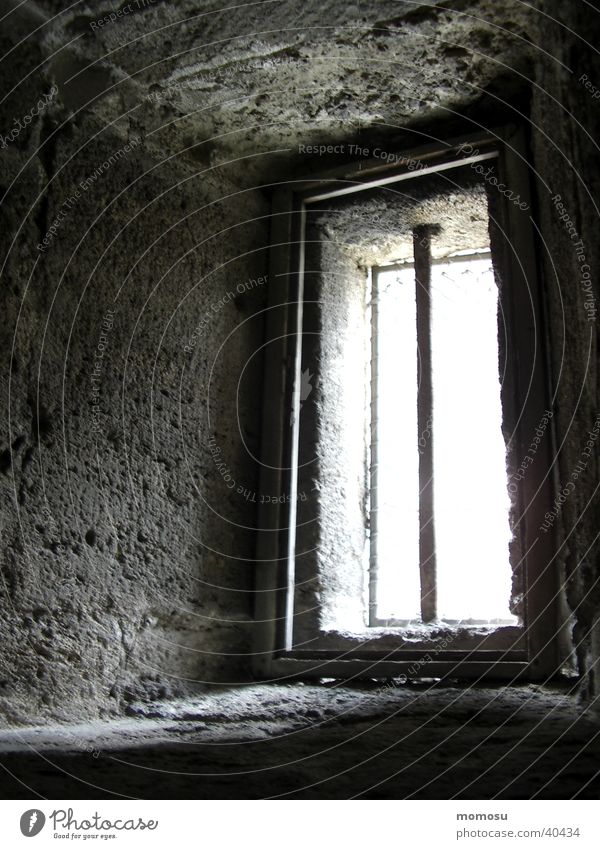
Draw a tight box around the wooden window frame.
[253,126,561,683]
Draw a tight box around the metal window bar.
[414,227,437,623]
[368,268,380,627]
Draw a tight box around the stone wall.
[1,0,599,723]
[0,15,269,723]
[531,0,600,705]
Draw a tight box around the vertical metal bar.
[283,203,306,650]
[253,189,296,676]
[414,227,437,623]
[368,268,379,626]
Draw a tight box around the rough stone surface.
[0,5,270,724]
[529,3,600,704]
[30,0,536,186]
[306,166,491,266]
[0,682,598,799]
[0,0,599,739]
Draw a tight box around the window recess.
[254,127,563,682]
[369,245,517,628]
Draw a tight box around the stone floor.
[0,681,599,799]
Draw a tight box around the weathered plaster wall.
[294,226,369,640]
[0,15,269,724]
[1,0,599,724]
[530,1,600,705]
[28,0,537,186]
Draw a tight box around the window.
[254,128,562,681]
[369,249,516,627]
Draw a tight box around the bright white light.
[371,256,516,624]
[372,266,420,621]
[431,257,514,622]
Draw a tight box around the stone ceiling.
[18,0,535,183]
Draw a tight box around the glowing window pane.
[370,256,516,624]
[430,257,515,621]
[372,267,420,620]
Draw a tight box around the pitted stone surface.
[0,0,598,732]
[0,683,598,799]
